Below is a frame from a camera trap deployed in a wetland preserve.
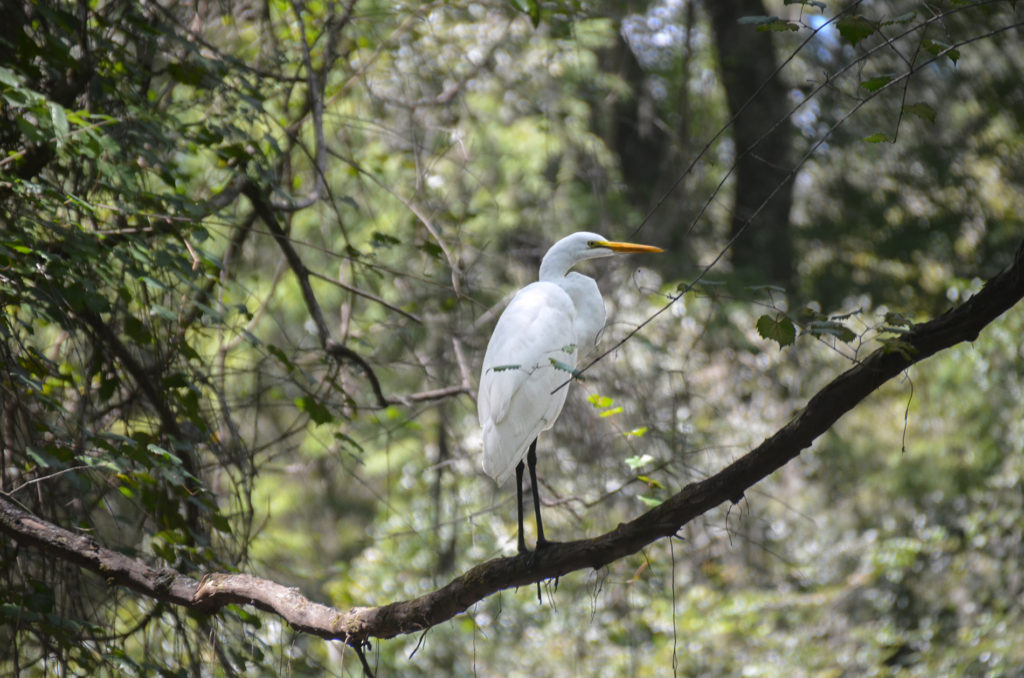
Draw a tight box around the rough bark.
[2,239,1022,647]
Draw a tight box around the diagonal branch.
[240,179,390,408]
[2,239,1022,647]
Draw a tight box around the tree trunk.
[594,28,667,209]
[705,0,795,288]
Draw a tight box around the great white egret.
[478,232,663,553]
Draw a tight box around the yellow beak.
[594,240,664,254]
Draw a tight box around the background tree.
[2,0,1023,675]
[705,0,796,287]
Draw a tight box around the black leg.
[527,440,552,550]
[525,440,543,602]
[515,459,527,554]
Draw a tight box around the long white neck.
[535,233,609,350]
[539,249,573,282]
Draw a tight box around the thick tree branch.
[2,239,1022,647]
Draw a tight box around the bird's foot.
[524,538,561,570]
[535,537,560,551]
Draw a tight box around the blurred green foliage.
[1,0,1022,676]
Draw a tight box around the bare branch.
[384,383,471,407]
[288,0,328,200]
[309,270,423,324]
[379,339,474,406]
[3,238,1021,647]
[241,179,390,408]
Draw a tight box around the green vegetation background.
[1,0,1022,675]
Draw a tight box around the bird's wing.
[478,282,578,485]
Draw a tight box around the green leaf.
[124,315,152,345]
[756,314,796,349]
[419,241,443,259]
[241,329,261,347]
[527,0,541,27]
[860,75,893,92]
[637,475,665,489]
[162,372,189,389]
[625,426,648,438]
[191,301,224,322]
[0,66,21,87]
[295,395,333,425]
[863,133,891,143]
[588,394,614,409]
[638,495,663,508]
[758,20,800,32]
[266,344,295,372]
[548,358,582,380]
[748,284,788,294]
[370,231,400,248]
[808,320,857,343]
[923,39,959,65]
[6,243,34,255]
[625,454,654,470]
[26,447,55,468]
[738,16,796,32]
[49,102,69,140]
[147,444,182,465]
[209,511,232,534]
[216,142,249,162]
[16,115,47,142]
[98,376,118,401]
[193,125,223,146]
[883,311,914,327]
[167,61,207,87]
[737,15,774,25]
[599,406,623,418]
[836,15,876,46]
[334,431,364,454]
[883,11,916,25]
[228,604,262,627]
[150,304,178,321]
[904,102,936,123]
[65,283,110,314]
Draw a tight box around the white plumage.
[479,280,580,484]
[477,231,662,551]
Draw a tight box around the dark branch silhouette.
[2,239,1022,647]
[240,179,390,408]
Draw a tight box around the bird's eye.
[587,240,597,247]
